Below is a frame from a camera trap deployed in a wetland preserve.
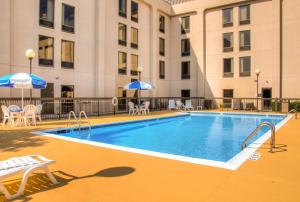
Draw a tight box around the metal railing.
[241,122,276,153]
[79,110,91,133]
[67,111,79,129]
[1,97,300,120]
[288,109,298,119]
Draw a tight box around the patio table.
[9,109,23,127]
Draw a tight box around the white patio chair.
[184,100,194,111]
[1,105,11,126]
[22,105,37,126]
[0,155,58,200]
[35,104,43,122]
[176,100,185,110]
[168,100,176,110]
[140,101,150,115]
[128,102,137,115]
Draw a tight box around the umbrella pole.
[21,88,24,109]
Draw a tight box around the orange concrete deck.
[0,111,300,202]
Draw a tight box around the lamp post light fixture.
[25,49,36,102]
[255,69,261,112]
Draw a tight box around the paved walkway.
[0,112,299,202]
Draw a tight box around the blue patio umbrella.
[123,81,154,90]
[123,81,154,105]
[0,73,47,108]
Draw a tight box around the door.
[61,85,74,113]
[117,87,127,111]
[262,88,272,111]
[41,83,54,114]
[223,89,234,109]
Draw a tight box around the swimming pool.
[38,112,291,170]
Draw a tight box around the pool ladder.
[68,111,91,134]
[288,109,298,119]
[241,122,276,153]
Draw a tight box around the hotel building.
[0,0,299,101]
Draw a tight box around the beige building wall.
[0,0,299,99]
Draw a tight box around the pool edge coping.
[33,112,293,171]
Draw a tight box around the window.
[131,1,138,22]
[240,56,251,77]
[119,0,127,18]
[181,16,190,34]
[118,52,127,74]
[39,35,54,66]
[61,85,74,113]
[223,89,233,108]
[131,54,138,76]
[181,61,190,79]
[181,39,190,56]
[223,8,233,27]
[239,5,250,25]
[39,0,54,28]
[61,40,74,69]
[118,23,127,46]
[240,30,251,51]
[62,4,75,33]
[131,27,138,49]
[159,61,165,79]
[223,58,233,77]
[223,32,233,52]
[181,90,190,98]
[159,38,165,56]
[159,15,165,33]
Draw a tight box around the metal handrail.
[79,111,92,133]
[288,109,298,119]
[67,111,79,129]
[241,122,276,153]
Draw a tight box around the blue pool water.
[45,113,286,162]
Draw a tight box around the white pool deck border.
[34,111,294,170]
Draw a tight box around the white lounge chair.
[176,100,184,110]
[0,155,58,200]
[184,100,194,111]
[128,102,137,115]
[140,101,150,115]
[22,105,37,126]
[35,104,43,122]
[1,105,11,126]
[168,100,176,110]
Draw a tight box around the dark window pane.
[131,27,138,49]
[181,61,190,79]
[181,90,190,98]
[223,32,233,52]
[240,30,251,50]
[131,1,138,22]
[223,58,233,77]
[181,16,190,34]
[39,35,54,66]
[62,4,75,33]
[240,56,251,76]
[61,40,74,69]
[223,8,233,27]
[159,15,165,33]
[159,38,165,56]
[119,23,127,46]
[181,39,190,56]
[240,5,250,25]
[39,0,54,28]
[119,0,127,17]
[118,52,127,74]
[159,61,165,79]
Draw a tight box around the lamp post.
[25,49,36,102]
[137,66,143,105]
[255,69,261,112]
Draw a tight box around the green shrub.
[272,101,281,112]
